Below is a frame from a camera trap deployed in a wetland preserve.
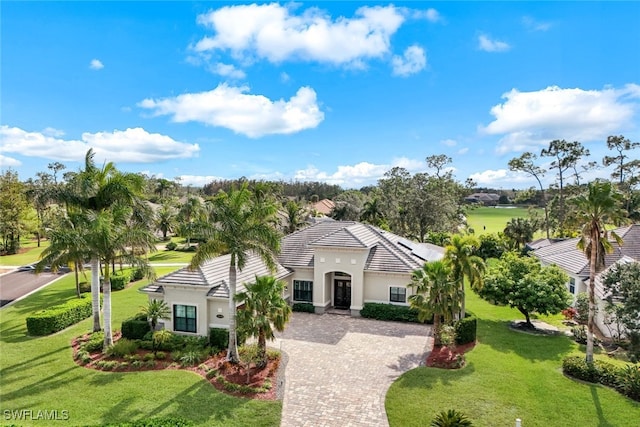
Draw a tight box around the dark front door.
[334,280,351,309]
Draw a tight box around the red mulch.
[426,341,476,369]
[71,333,279,400]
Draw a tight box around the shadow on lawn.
[0,345,68,381]
[478,319,573,362]
[393,362,476,390]
[591,385,616,427]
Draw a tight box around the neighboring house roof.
[532,224,640,279]
[311,199,335,215]
[279,221,444,272]
[465,193,500,202]
[526,238,565,251]
[141,252,293,299]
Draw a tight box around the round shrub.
[454,314,477,345]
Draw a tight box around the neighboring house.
[141,220,444,335]
[532,224,640,337]
[464,193,500,206]
[311,199,335,216]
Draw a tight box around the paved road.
[275,313,432,427]
[0,270,63,307]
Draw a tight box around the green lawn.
[385,290,640,427]
[0,267,281,427]
[465,206,536,235]
[147,249,194,264]
[0,239,50,267]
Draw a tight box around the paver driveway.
[274,312,432,427]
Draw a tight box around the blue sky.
[2,1,639,189]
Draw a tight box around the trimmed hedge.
[122,317,151,340]
[360,303,427,323]
[130,268,145,282]
[110,274,129,291]
[209,327,229,349]
[454,314,477,345]
[292,303,315,313]
[26,297,93,336]
[562,356,640,401]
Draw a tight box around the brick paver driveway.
[274,312,432,427]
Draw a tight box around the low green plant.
[144,359,156,368]
[110,274,129,291]
[205,369,217,380]
[26,297,93,336]
[360,302,424,323]
[439,325,456,347]
[617,365,640,401]
[431,409,473,427]
[130,268,145,282]
[75,350,91,365]
[572,325,587,344]
[131,360,144,369]
[155,351,166,360]
[454,314,477,345]
[81,332,105,353]
[292,303,315,313]
[95,360,119,371]
[179,349,205,367]
[106,338,138,358]
[143,352,156,361]
[152,330,174,353]
[165,241,178,251]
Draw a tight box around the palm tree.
[178,196,205,247]
[360,197,385,227]
[58,149,144,332]
[503,217,539,250]
[283,200,306,234]
[572,180,625,363]
[156,203,176,241]
[444,235,485,318]
[235,275,292,368]
[431,409,473,427]
[141,299,171,333]
[409,260,460,346]
[189,185,281,363]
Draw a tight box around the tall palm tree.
[189,185,281,363]
[283,200,306,234]
[444,235,485,318]
[409,260,459,346]
[235,275,292,368]
[360,197,385,227]
[178,196,205,247]
[572,180,625,363]
[156,203,176,241]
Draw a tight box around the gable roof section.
[533,224,640,278]
[311,199,335,215]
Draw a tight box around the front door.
[334,280,351,309]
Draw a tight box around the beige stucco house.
[532,224,640,337]
[141,220,444,335]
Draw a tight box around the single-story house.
[532,224,640,337]
[310,199,335,216]
[464,193,500,206]
[141,220,444,335]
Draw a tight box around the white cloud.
[391,45,427,77]
[0,126,200,163]
[457,147,469,155]
[481,84,640,154]
[139,84,324,138]
[478,34,510,52]
[176,175,224,187]
[293,157,424,187]
[522,16,552,32]
[209,62,246,79]
[89,59,104,70]
[441,138,457,147]
[468,168,533,186]
[42,127,65,137]
[413,8,441,23]
[0,154,22,168]
[280,72,291,83]
[193,3,405,67]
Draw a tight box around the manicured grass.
[148,249,194,264]
[0,267,281,427]
[465,206,536,235]
[385,290,640,427]
[0,239,50,266]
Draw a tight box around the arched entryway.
[332,271,352,309]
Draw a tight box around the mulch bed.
[71,333,279,400]
[426,341,476,369]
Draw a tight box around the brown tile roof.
[532,224,640,278]
[311,199,335,215]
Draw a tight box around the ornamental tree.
[477,252,572,327]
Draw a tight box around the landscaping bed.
[72,332,280,400]
[425,342,476,369]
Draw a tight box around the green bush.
[292,303,315,313]
[431,409,473,427]
[106,338,139,358]
[121,317,151,340]
[165,241,178,251]
[454,314,477,345]
[562,356,603,383]
[130,268,145,282]
[110,274,129,291]
[617,365,640,401]
[79,281,91,293]
[26,297,93,336]
[155,351,166,360]
[180,349,206,367]
[360,303,425,323]
[209,328,229,349]
[98,417,194,426]
[81,331,105,352]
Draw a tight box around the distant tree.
[235,275,291,368]
[0,170,29,254]
[571,180,626,363]
[477,252,571,327]
[177,196,205,246]
[509,153,549,238]
[474,233,508,260]
[603,135,640,186]
[156,203,177,241]
[426,154,452,179]
[409,260,460,346]
[503,217,539,250]
[360,197,385,227]
[283,200,306,234]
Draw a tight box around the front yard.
[0,268,281,427]
[385,290,640,426]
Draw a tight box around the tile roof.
[532,224,640,278]
[311,199,335,215]
[142,252,292,298]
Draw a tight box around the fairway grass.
[465,206,537,235]
[0,267,281,427]
[385,290,640,427]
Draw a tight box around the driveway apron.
[275,313,432,427]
